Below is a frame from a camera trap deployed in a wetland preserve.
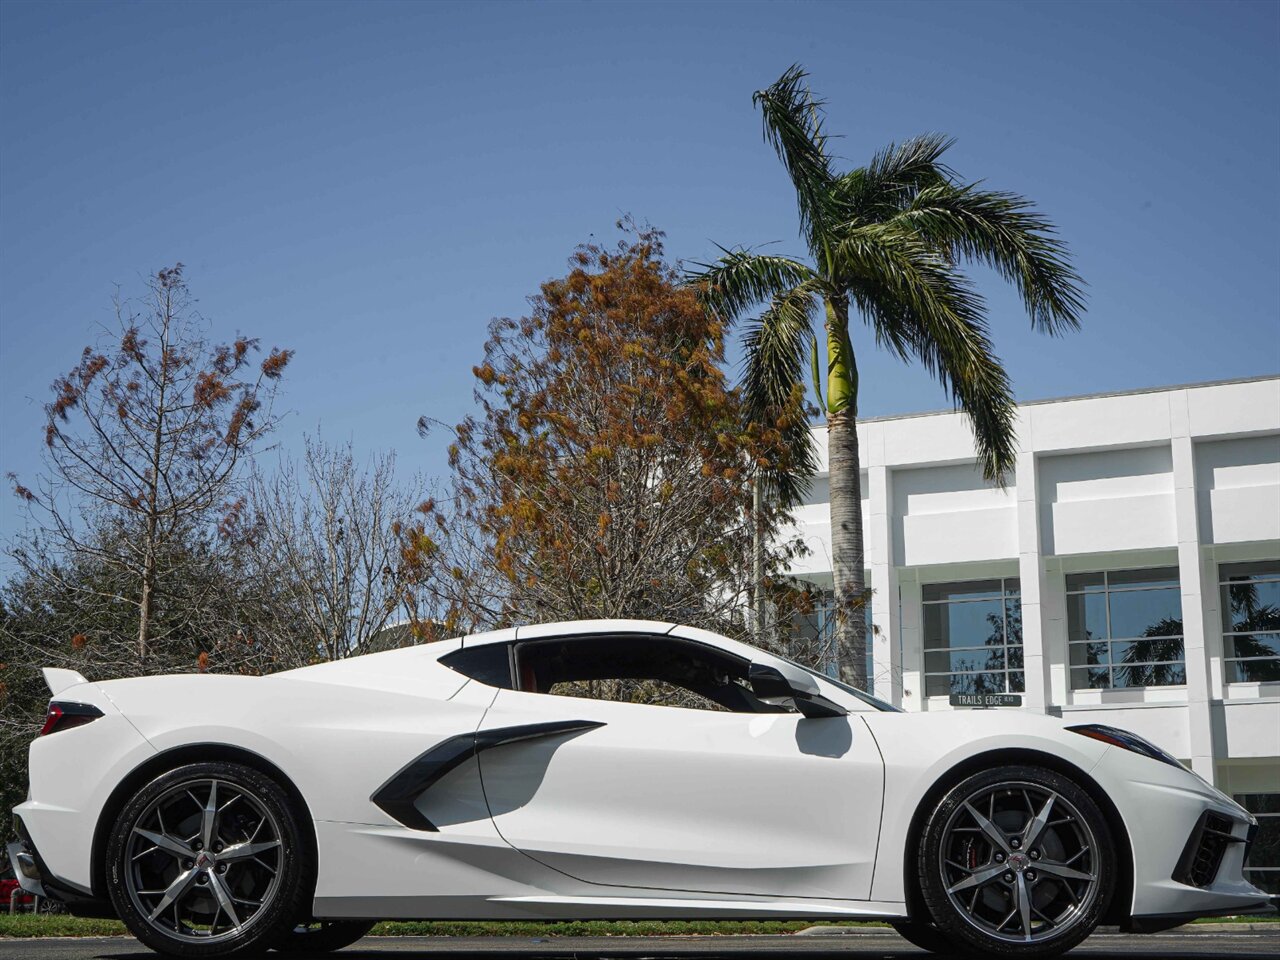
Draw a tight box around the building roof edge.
[837,374,1280,428]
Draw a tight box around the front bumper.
[1094,746,1273,928]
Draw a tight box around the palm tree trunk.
[825,297,868,690]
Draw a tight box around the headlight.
[1066,723,1185,769]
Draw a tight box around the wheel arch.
[901,747,1134,927]
[90,742,318,902]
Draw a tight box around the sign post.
[949,693,1023,709]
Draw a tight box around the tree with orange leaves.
[404,223,807,641]
[8,265,292,665]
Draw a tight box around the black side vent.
[1174,811,1241,888]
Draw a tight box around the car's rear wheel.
[272,920,375,953]
[917,764,1114,958]
[106,761,310,957]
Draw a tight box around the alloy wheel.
[938,780,1100,944]
[123,778,284,944]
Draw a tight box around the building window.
[787,588,873,690]
[1220,561,1280,684]
[922,579,1022,697]
[1233,794,1280,894]
[1066,568,1185,689]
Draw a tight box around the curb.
[796,922,1279,936]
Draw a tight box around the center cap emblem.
[196,853,213,870]
[1008,852,1030,871]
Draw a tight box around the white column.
[868,463,900,705]
[1015,450,1053,714]
[1170,392,1218,781]
[1042,563,1070,706]
[899,576,925,711]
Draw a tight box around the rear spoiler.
[42,667,88,696]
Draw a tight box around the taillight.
[39,701,103,736]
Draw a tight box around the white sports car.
[9,620,1273,957]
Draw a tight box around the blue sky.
[2,0,1278,547]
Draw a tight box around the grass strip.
[1,911,1274,939]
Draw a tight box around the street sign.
[949,692,1023,708]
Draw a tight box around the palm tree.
[692,66,1084,690]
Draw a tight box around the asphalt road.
[2,928,1278,960]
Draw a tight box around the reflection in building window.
[921,579,1023,697]
[787,587,872,689]
[1233,793,1280,894]
[1220,561,1280,684]
[1066,568,1185,689]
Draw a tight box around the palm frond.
[888,182,1085,333]
[741,283,822,507]
[753,65,840,251]
[839,225,1018,482]
[835,134,955,225]
[686,249,818,323]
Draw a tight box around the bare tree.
[8,265,292,667]
[247,437,422,665]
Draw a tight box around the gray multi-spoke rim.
[124,778,283,944]
[939,781,1099,944]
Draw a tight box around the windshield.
[779,655,904,712]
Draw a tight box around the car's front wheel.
[106,761,310,957]
[917,764,1115,957]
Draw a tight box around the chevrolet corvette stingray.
[8,619,1273,957]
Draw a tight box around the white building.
[786,375,1280,895]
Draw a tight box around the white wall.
[1195,435,1280,544]
[787,377,1280,776]
[1038,446,1175,556]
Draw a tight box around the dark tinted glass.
[1070,666,1110,689]
[439,644,513,688]
[1111,662,1186,687]
[944,671,1010,695]
[1106,567,1179,590]
[1065,571,1106,593]
[1226,659,1280,683]
[1220,560,1280,582]
[926,647,1007,673]
[1247,818,1280,871]
[1224,634,1280,660]
[1069,642,1109,667]
[1107,587,1182,639]
[1224,579,1280,632]
[1067,593,1107,643]
[923,598,1005,648]
[1235,794,1280,815]
[923,579,1015,603]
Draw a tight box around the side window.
[513,634,787,714]
[439,643,515,689]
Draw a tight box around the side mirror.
[748,662,848,719]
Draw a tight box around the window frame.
[920,577,1024,698]
[1219,560,1280,685]
[1066,567,1186,690]
[510,632,787,715]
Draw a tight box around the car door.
[472,630,885,901]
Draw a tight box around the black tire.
[890,919,958,954]
[272,920,375,953]
[106,761,311,958]
[917,765,1114,958]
